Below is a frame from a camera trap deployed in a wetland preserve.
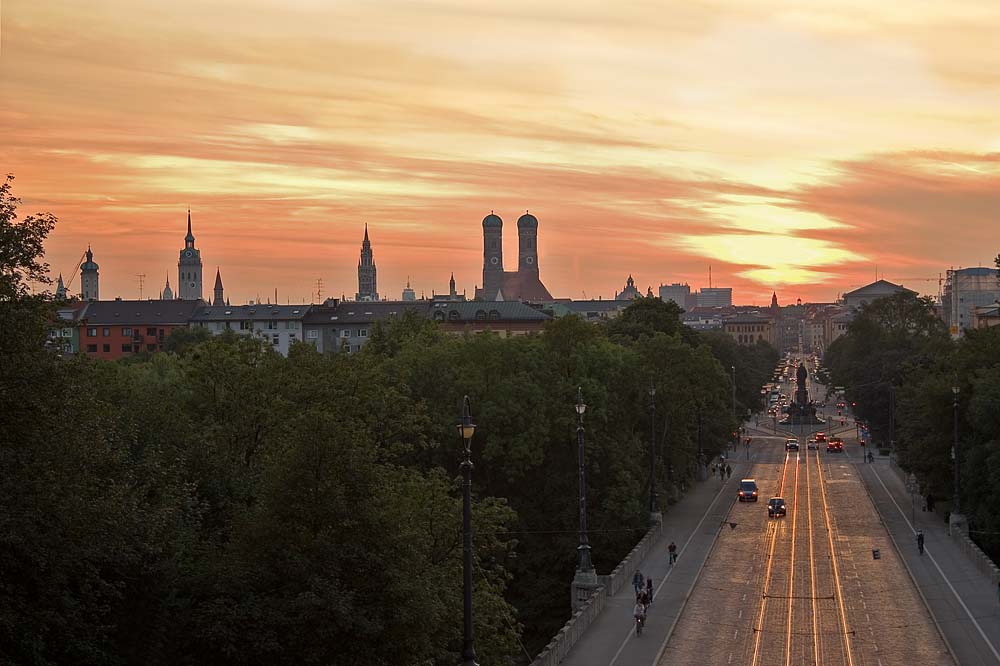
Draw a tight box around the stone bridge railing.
[529,519,663,666]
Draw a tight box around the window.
[341,329,350,338]
[307,330,318,339]
[359,329,368,337]
[475,310,487,321]
[240,320,252,330]
[289,333,297,340]
[268,321,277,330]
[433,311,445,321]
[103,327,111,337]
[272,335,280,346]
[224,321,232,329]
[448,310,460,321]
[488,310,500,320]
[147,328,156,336]
[121,344,132,352]
[102,344,110,353]
[123,328,132,336]
[87,327,97,337]
[87,344,98,353]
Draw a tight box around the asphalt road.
[660,432,953,666]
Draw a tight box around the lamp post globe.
[457,396,478,666]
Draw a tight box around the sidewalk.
[558,460,745,666]
[860,457,1000,665]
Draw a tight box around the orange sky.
[4,0,999,304]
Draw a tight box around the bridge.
[532,416,1000,665]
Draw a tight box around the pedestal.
[571,569,600,610]
[949,512,968,537]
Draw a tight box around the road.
[659,432,954,666]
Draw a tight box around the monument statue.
[781,361,824,426]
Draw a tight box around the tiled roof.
[81,299,203,325]
[843,280,916,298]
[431,300,551,322]
[303,301,431,324]
[190,304,311,321]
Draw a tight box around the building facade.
[942,267,1000,336]
[722,314,776,347]
[177,211,204,301]
[659,283,691,308]
[78,299,202,360]
[189,304,309,356]
[356,224,378,301]
[696,287,733,308]
[842,279,915,310]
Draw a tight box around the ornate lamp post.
[458,396,478,666]
[575,388,593,573]
[649,383,659,517]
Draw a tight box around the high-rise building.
[659,282,690,308]
[80,246,99,301]
[697,287,732,308]
[177,210,203,300]
[943,267,1000,336]
[402,278,416,302]
[356,224,378,301]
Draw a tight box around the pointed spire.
[185,209,195,243]
[364,222,369,242]
[214,267,223,290]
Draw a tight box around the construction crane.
[63,251,87,292]
[889,274,944,299]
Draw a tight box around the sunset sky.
[4,0,999,304]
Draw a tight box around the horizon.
[4,1,999,303]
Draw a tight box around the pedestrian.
[645,577,653,605]
[726,464,733,480]
[668,541,678,565]
[711,464,717,479]
[632,570,644,597]
[916,530,925,555]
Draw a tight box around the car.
[815,432,827,443]
[768,497,787,517]
[785,438,799,451]
[807,438,818,450]
[826,438,844,453]
[738,479,759,502]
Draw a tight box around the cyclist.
[633,599,646,635]
[668,541,678,565]
[917,530,925,555]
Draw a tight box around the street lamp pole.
[731,365,736,423]
[952,386,961,516]
[575,388,593,572]
[458,396,478,666]
[649,383,658,516]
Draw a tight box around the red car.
[815,432,827,443]
[826,438,844,453]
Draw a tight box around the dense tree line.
[0,176,776,664]
[824,290,1000,559]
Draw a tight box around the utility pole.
[315,278,323,303]
[136,273,146,300]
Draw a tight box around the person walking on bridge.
[725,463,732,480]
[668,541,678,565]
[632,570,644,597]
[917,530,925,555]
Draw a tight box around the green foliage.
[825,293,1000,560]
[0,183,770,663]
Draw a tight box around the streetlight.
[952,386,961,516]
[575,388,593,573]
[731,365,737,422]
[457,396,478,666]
[649,383,658,516]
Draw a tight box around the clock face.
[185,251,193,257]
[490,256,499,265]
[189,282,196,288]
[526,256,534,265]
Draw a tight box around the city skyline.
[4,0,1000,303]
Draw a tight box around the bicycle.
[635,613,645,636]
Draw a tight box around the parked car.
[785,438,799,451]
[738,479,759,502]
[768,497,787,517]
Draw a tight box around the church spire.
[162,273,174,300]
[449,272,456,297]
[213,267,224,306]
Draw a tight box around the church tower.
[356,224,378,301]
[517,212,539,275]
[55,274,67,299]
[177,210,204,300]
[161,274,174,300]
[482,212,503,299]
[80,246,99,301]
[213,268,225,305]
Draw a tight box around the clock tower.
[177,210,204,301]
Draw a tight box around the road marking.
[807,445,820,666]
[785,452,800,666]
[607,458,741,666]
[870,466,1000,663]
[750,452,791,666]
[817,449,856,666]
